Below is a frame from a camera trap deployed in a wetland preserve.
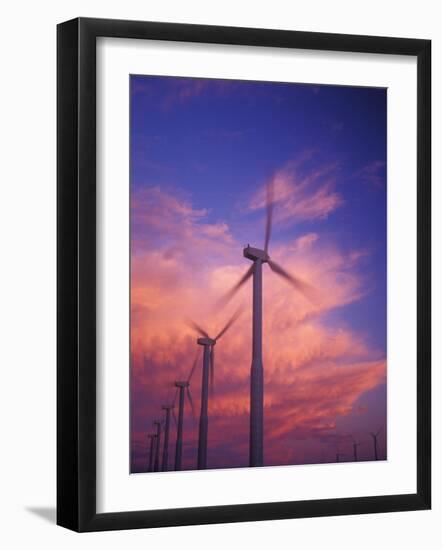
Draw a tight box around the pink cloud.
[160,78,240,111]
[131,179,385,471]
[292,232,319,250]
[131,186,234,260]
[248,160,343,223]
[355,160,386,189]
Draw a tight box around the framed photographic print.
[57,17,431,532]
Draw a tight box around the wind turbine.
[188,309,242,470]
[336,449,346,463]
[161,404,175,471]
[153,420,162,472]
[351,436,361,462]
[174,369,195,471]
[369,425,383,461]
[220,181,317,467]
[147,433,156,472]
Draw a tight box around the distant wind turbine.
[336,449,346,463]
[147,433,156,472]
[174,370,195,471]
[369,425,383,461]
[161,404,175,471]
[188,309,242,469]
[351,436,361,462]
[153,420,162,472]
[219,180,318,467]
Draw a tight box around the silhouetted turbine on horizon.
[147,433,156,472]
[219,180,318,467]
[336,449,346,463]
[369,425,383,461]
[351,435,361,462]
[153,420,162,472]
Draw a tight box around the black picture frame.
[57,17,431,532]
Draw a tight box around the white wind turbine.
[188,309,242,469]
[220,180,317,467]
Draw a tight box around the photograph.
[130,75,387,474]
[0,0,434,542]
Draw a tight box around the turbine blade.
[186,387,195,419]
[187,349,200,383]
[186,318,209,338]
[376,425,383,436]
[216,265,253,308]
[264,179,274,253]
[215,307,243,341]
[268,259,318,303]
[172,409,178,428]
[209,346,215,397]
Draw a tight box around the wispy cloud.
[355,160,386,189]
[131,185,233,257]
[248,159,343,224]
[161,78,239,110]
[292,233,318,250]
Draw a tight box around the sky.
[130,75,387,473]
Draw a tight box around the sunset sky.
[130,75,387,473]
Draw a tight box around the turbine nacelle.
[174,381,189,388]
[162,404,174,411]
[243,245,269,263]
[197,337,216,346]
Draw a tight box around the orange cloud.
[130,177,386,471]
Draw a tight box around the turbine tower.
[220,181,317,467]
[151,434,158,472]
[369,425,383,461]
[189,309,242,469]
[174,372,195,471]
[161,404,175,471]
[147,433,156,472]
[153,420,162,472]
